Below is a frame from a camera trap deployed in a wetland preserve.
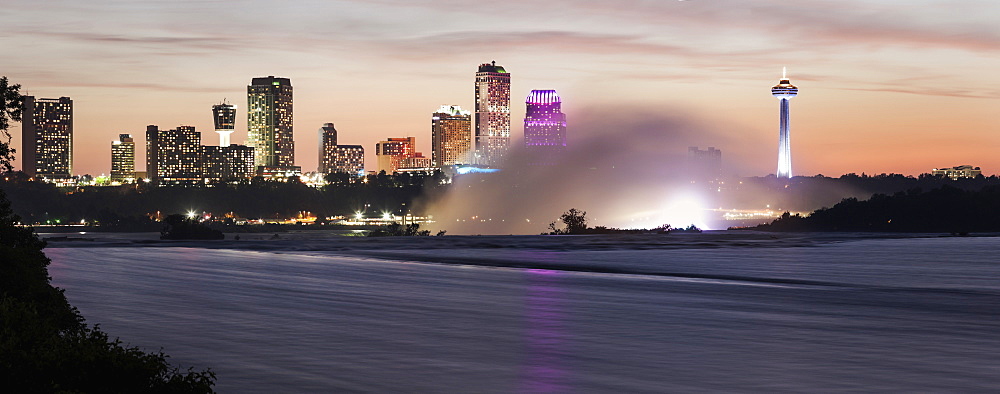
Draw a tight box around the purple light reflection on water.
[521,266,571,393]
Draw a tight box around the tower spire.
[782,66,787,79]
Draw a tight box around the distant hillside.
[753,185,1000,233]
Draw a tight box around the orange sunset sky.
[3,0,998,177]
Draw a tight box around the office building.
[247,76,295,172]
[772,68,798,178]
[146,125,202,184]
[111,134,135,183]
[474,61,511,167]
[431,105,472,167]
[21,96,73,179]
[213,101,237,147]
[523,90,567,164]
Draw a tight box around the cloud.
[25,31,246,52]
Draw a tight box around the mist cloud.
[420,106,745,235]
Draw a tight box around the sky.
[3,0,998,177]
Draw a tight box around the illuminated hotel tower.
[212,101,236,147]
[247,76,294,170]
[474,61,511,167]
[523,90,567,163]
[772,68,798,178]
[431,105,472,167]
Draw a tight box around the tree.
[0,76,23,172]
[548,208,588,234]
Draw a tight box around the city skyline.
[4,0,998,177]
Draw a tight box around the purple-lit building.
[523,90,567,164]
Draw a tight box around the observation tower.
[772,68,798,178]
[212,100,236,147]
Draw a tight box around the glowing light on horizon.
[659,194,711,230]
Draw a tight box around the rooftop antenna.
[782,66,787,79]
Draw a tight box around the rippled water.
[45,234,1000,392]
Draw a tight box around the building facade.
[931,165,982,180]
[213,101,237,147]
[772,68,798,178]
[111,134,135,183]
[332,145,364,175]
[202,144,255,182]
[474,62,511,168]
[431,105,472,167]
[318,123,338,174]
[375,137,428,174]
[523,90,567,164]
[400,153,431,170]
[247,76,294,172]
[21,96,73,179]
[146,125,202,184]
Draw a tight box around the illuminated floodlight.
[456,166,500,175]
[186,211,197,219]
[382,212,392,220]
[355,212,364,220]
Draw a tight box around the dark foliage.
[755,185,1000,233]
[367,222,432,237]
[160,214,225,240]
[0,77,22,172]
[547,208,673,234]
[547,208,588,235]
[0,189,216,392]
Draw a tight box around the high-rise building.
[21,96,73,179]
[431,105,472,167]
[146,125,202,184]
[332,145,364,175]
[111,134,135,183]
[212,101,237,147]
[318,123,338,174]
[474,61,511,167]
[375,137,429,174]
[687,146,722,181]
[772,68,798,178]
[523,90,567,164]
[247,76,294,172]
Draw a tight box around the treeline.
[0,171,447,226]
[755,185,1000,233]
[722,173,1000,214]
